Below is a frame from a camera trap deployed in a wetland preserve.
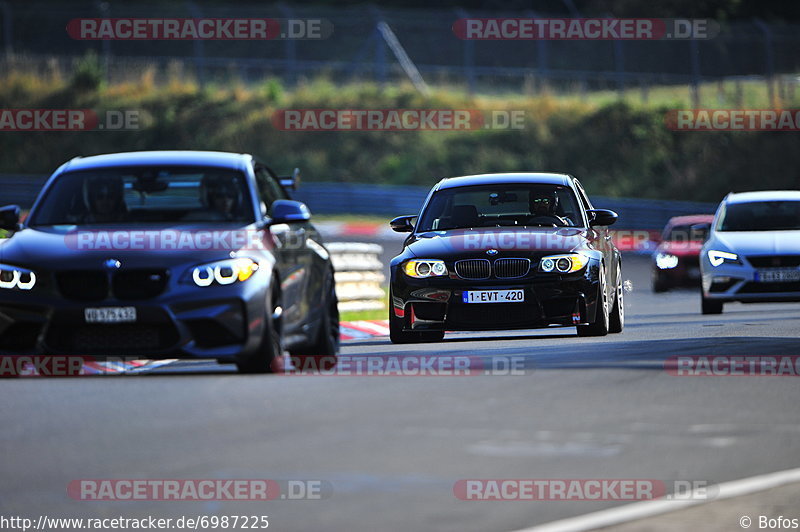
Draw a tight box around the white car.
[699,190,800,314]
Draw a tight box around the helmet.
[200,174,242,213]
[83,174,126,216]
[529,188,559,215]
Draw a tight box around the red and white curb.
[8,321,390,376]
[340,320,390,340]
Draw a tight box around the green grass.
[339,308,388,322]
[338,287,389,322]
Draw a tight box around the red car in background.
[652,215,715,292]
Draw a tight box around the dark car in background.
[388,173,623,342]
[0,151,339,373]
[651,214,714,292]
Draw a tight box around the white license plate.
[463,289,525,303]
[84,307,137,323]
[755,269,800,283]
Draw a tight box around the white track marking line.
[512,466,800,532]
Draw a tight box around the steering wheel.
[527,215,564,227]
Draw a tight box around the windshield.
[717,201,800,231]
[663,223,707,242]
[416,184,584,231]
[29,167,253,226]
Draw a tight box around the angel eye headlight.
[404,259,448,278]
[538,253,589,273]
[190,258,259,287]
[0,264,37,290]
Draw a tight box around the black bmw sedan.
[0,151,339,373]
[388,173,623,343]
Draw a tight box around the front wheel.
[236,286,282,374]
[608,265,624,334]
[577,264,609,337]
[701,293,724,315]
[290,268,340,372]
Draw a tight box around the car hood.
[405,227,593,259]
[710,231,800,255]
[0,225,271,270]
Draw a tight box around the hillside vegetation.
[1,63,798,202]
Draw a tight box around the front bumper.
[0,278,269,361]
[701,260,800,303]
[390,262,602,332]
[652,255,701,287]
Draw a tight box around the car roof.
[436,173,572,190]
[59,150,253,172]
[667,214,715,226]
[726,190,800,203]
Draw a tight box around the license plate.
[85,307,137,323]
[463,289,525,303]
[755,269,800,283]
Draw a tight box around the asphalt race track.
[2,255,800,531]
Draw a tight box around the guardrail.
[327,242,386,313]
[0,174,717,230]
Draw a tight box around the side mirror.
[390,215,416,233]
[587,209,618,227]
[0,205,21,231]
[271,199,311,224]
[279,168,301,191]
[690,222,712,242]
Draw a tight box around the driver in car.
[527,190,568,226]
[83,175,128,223]
[198,174,242,221]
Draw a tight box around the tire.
[577,264,609,337]
[701,292,724,315]
[608,264,624,334]
[389,290,445,344]
[236,284,282,374]
[652,276,669,293]
[290,268,340,372]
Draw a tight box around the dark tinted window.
[718,201,800,231]
[30,167,253,225]
[417,184,583,231]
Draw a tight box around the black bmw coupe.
[388,173,623,343]
[0,151,339,373]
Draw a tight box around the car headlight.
[404,259,448,278]
[539,253,590,273]
[655,252,679,270]
[190,258,259,287]
[707,250,740,267]
[0,263,37,290]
